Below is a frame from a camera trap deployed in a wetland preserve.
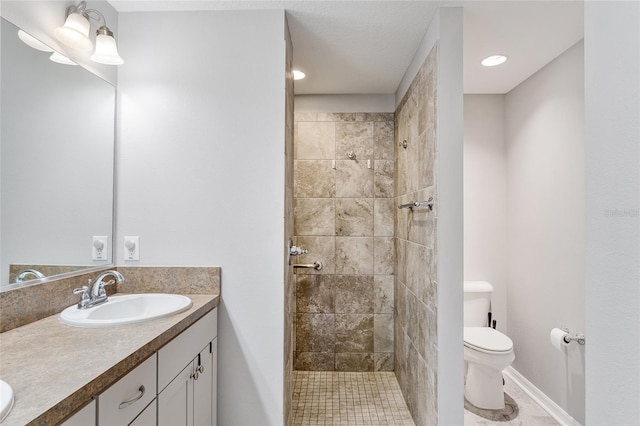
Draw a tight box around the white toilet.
[464,281,515,410]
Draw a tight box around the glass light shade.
[90,33,124,65]
[18,30,54,52]
[54,13,93,51]
[49,51,78,66]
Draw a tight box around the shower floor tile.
[293,371,415,426]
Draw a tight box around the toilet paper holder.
[561,326,586,345]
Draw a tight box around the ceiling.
[110,1,584,95]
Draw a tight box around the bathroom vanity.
[0,293,219,425]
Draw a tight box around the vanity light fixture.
[49,51,78,66]
[18,30,54,52]
[54,1,123,65]
[481,55,507,67]
[293,70,306,80]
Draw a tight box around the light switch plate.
[124,236,140,261]
[92,236,108,260]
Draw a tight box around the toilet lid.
[464,327,513,353]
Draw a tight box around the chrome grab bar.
[398,197,434,211]
[293,261,323,271]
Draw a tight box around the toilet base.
[464,362,505,410]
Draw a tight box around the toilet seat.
[464,327,513,354]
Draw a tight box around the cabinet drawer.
[158,308,217,391]
[98,355,157,426]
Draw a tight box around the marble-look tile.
[333,275,374,314]
[294,112,317,122]
[395,194,411,241]
[335,314,373,353]
[335,160,374,198]
[395,281,407,331]
[419,68,437,136]
[334,353,374,372]
[406,292,419,346]
[395,238,407,284]
[374,237,394,275]
[373,353,394,371]
[424,305,438,363]
[336,122,374,158]
[355,113,394,122]
[374,313,394,353]
[374,121,395,160]
[374,160,394,198]
[408,210,435,247]
[295,121,335,160]
[295,313,335,352]
[374,198,395,237]
[418,127,436,190]
[335,237,374,274]
[294,198,335,236]
[293,236,335,275]
[335,198,374,236]
[294,352,334,371]
[318,112,356,122]
[405,241,428,295]
[374,275,394,314]
[294,160,335,198]
[295,275,333,313]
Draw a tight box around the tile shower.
[293,112,395,372]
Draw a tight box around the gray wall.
[116,10,288,425]
[463,95,508,334]
[584,2,640,424]
[506,41,585,423]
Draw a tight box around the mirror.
[0,18,116,290]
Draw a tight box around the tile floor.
[464,376,560,426]
[293,371,560,426]
[293,371,415,425]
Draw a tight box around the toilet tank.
[464,281,493,327]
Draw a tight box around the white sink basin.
[60,294,192,328]
[0,380,14,422]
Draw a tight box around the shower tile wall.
[394,43,439,426]
[284,32,295,426]
[293,112,395,372]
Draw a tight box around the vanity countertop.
[0,293,219,426]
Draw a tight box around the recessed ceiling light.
[293,70,306,80]
[481,55,507,67]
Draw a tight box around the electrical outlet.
[92,236,108,260]
[124,236,139,261]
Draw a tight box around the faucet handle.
[73,285,91,309]
[97,279,116,297]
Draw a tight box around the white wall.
[116,10,287,425]
[505,41,585,423]
[398,8,464,425]
[584,2,639,424]
[0,1,118,85]
[463,95,508,334]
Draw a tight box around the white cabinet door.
[211,339,217,426]
[193,344,213,426]
[61,399,96,426]
[129,399,157,426]
[158,362,193,426]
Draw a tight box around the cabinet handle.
[197,365,204,374]
[118,385,145,409]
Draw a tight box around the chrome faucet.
[73,270,124,309]
[15,269,45,283]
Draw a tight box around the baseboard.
[503,367,581,426]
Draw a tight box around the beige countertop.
[0,293,219,426]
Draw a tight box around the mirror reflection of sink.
[0,379,14,422]
[60,294,192,328]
